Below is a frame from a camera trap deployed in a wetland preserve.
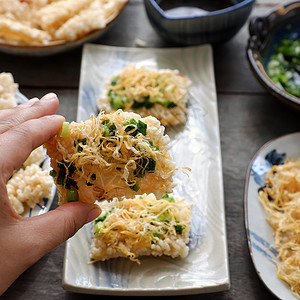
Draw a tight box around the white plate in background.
[245,132,300,300]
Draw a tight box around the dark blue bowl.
[144,0,255,45]
[247,1,300,112]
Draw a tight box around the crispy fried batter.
[44,110,176,205]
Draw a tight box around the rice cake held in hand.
[90,193,192,264]
[44,110,176,205]
[97,65,190,126]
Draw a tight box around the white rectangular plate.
[63,44,229,296]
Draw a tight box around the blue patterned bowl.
[247,1,300,112]
[144,0,255,45]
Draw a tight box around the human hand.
[0,93,101,295]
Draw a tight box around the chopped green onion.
[157,100,177,108]
[149,140,159,150]
[86,173,96,186]
[94,222,105,235]
[75,138,87,152]
[162,193,174,202]
[134,157,156,177]
[108,90,127,109]
[56,160,77,189]
[101,119,116,136]
[60,122,70,138]
[95,208,114,224]
[137,120,147,135]
[156,210,172,223]
[266,35,300,98]
[131,96,155,110]
[66,189,79,202]
[125,119,147,136]
[130,184,140,192]
[110,75,120,86]
[174,224,185,235]
[49,169,57,177]
[153,232,161,238]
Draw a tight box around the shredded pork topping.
[90,193,192,263]
[97,65,190,126]
[44,110,176,205]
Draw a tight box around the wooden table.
[2,1,299,299]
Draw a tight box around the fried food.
[44,110,176,205]
[90,193,192,264]
[97,66,190,126]
[259,159,300,299]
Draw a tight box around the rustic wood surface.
[2,0,300,299]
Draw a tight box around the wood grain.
[2,1,300,299]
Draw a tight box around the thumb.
[23,202,101,258]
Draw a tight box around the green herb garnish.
[110,75,120,86]
[174,224,185,235]
[162,193,175,202]
[108,90,127,109]
[124,119,147,136]
[134,157,156,177]
[60,122,70,138]
[266,35,300,98]
[66,189,79,202]
[130,184,140,192]
[101,119,117,136]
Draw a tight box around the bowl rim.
[145,0,255,20]
[246,1,300,111]
[0,0,128,55]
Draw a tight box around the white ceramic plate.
[244,132,300,300]
[0,1,127,56]
[63,44,229,295]
[17,93,56,217]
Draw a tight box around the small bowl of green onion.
[247,1,300,112]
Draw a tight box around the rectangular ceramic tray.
[62,44,229,296]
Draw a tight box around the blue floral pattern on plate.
[245,132,300,300]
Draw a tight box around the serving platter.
[244,132,300,300]
[17,92,56,217]
[63,44,229,295]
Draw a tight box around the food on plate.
[7,164,53,215]
[259,159,300,299]
[266,35,300,98]
[0,72,19,109]
[44,110,176,205]
[8,146,52,215]
[90,193,192,263]
[0,0,127,46]
[23,146,46,168]
[97,65,190,126]
[0,72,53,215]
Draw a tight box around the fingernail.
[87,206,101,223]
[41,93,58,102]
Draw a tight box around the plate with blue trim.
[244,131,300,300]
